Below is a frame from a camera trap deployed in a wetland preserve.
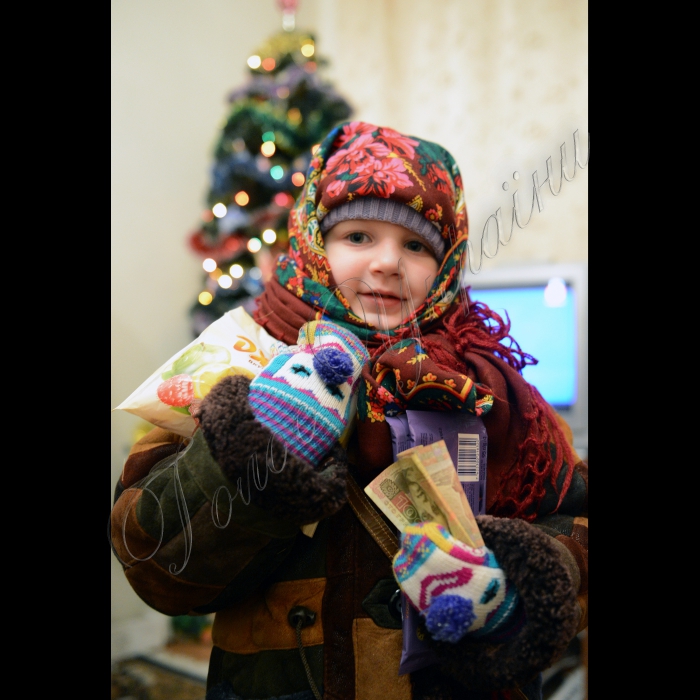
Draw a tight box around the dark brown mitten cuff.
[420,514,579,692]
[197,375,348,525]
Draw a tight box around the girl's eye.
[405,240,427,253]
[347,232,368,244]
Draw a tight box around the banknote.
[399,441,484,548]
[365,441,485,547]
[366,454,456,532]
[392,454,450,530]
[364,454,450,531]
[364,468,422,531]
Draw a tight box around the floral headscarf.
[268,121,494,423]
[274,120,470,345]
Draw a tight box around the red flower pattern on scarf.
[324,131,419,199]
[334,121,376,148]
[326,134,390,175]
[426,162,454,196]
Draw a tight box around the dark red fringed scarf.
[428,294,577,520]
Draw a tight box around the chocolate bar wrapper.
[398,594,441,675]
[406,410,488,517]
[386,411,489,676]
[385,413,440,675]
[386,413,412,456]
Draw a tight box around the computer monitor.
[464,262,588,457]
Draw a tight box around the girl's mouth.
[357,291,403,308]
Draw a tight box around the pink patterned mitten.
[393,522,521,643]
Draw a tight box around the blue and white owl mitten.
[248,320,369,467]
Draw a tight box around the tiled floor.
[111,657,206,700]
[111,640,211,700]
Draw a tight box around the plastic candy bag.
[114,307,284,437]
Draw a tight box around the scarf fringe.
[426,295,576,521]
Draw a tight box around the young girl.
[111,121,588,700]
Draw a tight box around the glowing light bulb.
[230,264,244,279]
[209,268,222,280]
[274,192,289,206]
[247,55,261,69]
[270,165,284,180]
[247,237,262,253]
[198,291,213,305]
[291,172,305,186]
[260,142,276,157]
[301,43,315,57]
[234,191,250,206]
[202,258,217,273]
[262,57,276,71]
[249,267,262,280]
[262,131,275,143]
[262,229,277,244]
[276,87,290,99]
[212,203,227,218]
[287,107,301,124]
[218,274,233,289]
[544,277,567,307]
[303,61,317,73]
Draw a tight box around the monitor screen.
[468,282,577,408]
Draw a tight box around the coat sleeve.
[530,457,588,633]
[110,375,350,617]
[529,411,588,633]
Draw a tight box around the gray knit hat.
[319,197,446,261]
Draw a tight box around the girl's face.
[323,218,440,330]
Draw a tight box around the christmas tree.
[188,2,353,336]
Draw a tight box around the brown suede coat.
[111,371,587,700]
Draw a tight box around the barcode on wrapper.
[457,433,479,482]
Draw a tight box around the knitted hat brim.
[319,197,446,261]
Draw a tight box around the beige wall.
[111,0,587,632]
[316,0,588,268]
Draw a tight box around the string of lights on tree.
[187,0,353,336]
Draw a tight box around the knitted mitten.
[393,522,522,643]
[248,319,369,466]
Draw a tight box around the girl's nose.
[368,240,403,276]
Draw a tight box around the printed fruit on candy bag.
[162,343,231,380]
[192,364,255,399]
[115,307,281,437]
[156,374,194,407]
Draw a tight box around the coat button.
[288,606,316,629]
[388,589,402,621]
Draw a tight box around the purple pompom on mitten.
[424,594,476,643]
[313,347,354,385]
